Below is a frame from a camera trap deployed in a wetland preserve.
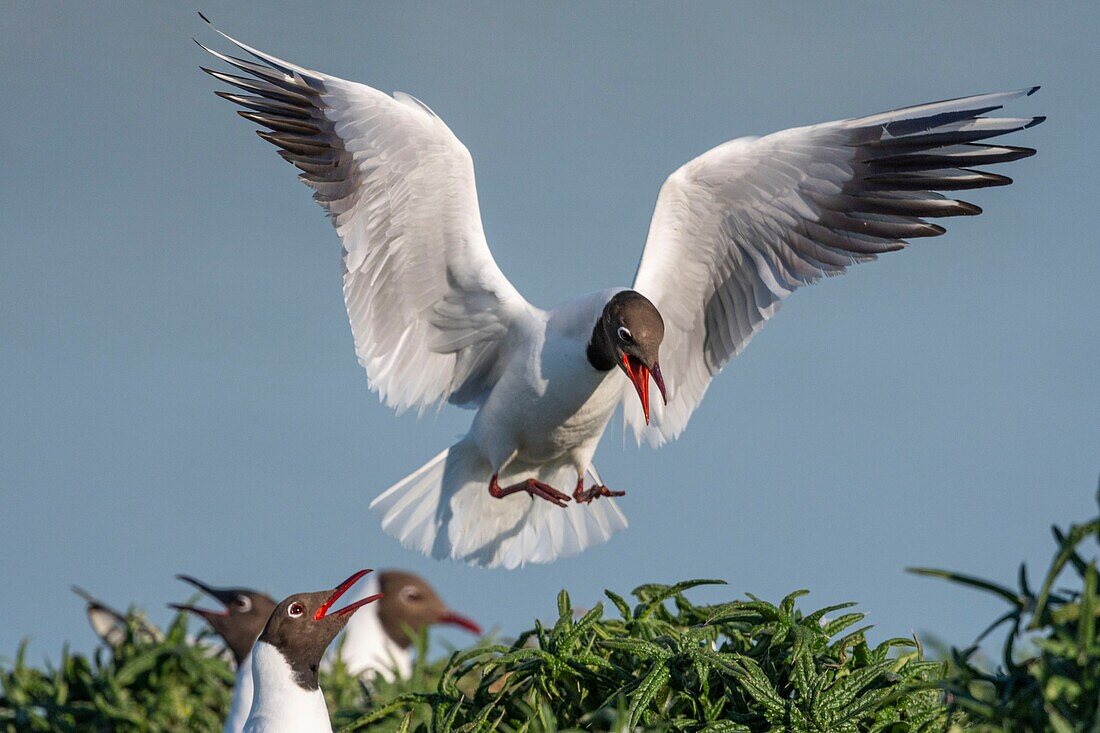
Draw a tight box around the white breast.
[473,289,625,468]
[334,575,411,682]
[224,650,254,733]
[244,642,333,733]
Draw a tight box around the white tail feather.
[370,441,627,569]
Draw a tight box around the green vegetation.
[0,615,232,731]
[2,491,1096,732]
[348,581,952,733]
[909,492,1099,732]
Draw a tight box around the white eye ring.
[617,326,633,342]
[401,585,423,602]
[287,602,305,618]
[236,595,253,614]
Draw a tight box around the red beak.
[314,569,383,620]
[436,611,482,636]
[622,355,667,425]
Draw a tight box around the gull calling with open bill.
[197,17,1043,569]
[243,569,381,733]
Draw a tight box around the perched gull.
[335,569,481,682]
[242,569,380,733]
[197,19,1042,569]
[72,585,162,646]
[171,575,276,733]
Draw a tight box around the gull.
[72,585,162,646]
[243,569,381,733]
[171,575,277,733]
[196,19,1042,569]
[335,569,481,682]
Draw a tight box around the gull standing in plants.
[171,575,277,733]
[335,569,481,682]
[243,569,381,733]
[196,18,1043,569]
[72,586,162,647]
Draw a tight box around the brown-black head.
[171,575,277,666]
[589,290,667,423]
[258,569,381,690]
[376,570,481,648]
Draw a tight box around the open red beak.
[436,610,482,636]
[622,355,668,425]
[314,569,383,620]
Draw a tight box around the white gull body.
[199,22,1042,569]
[225,652,255,733]
[243,641,333,733]
[372,289,631,568]
[334,574,410,682]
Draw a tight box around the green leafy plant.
[1,584,952,733]
[910,489,1100,732]
[0,612,232,732]
[327,630,465,733]
[349,580,954,733]
[0,612,454,733]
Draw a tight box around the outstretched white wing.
[628,89,1043,445]
[199,21,535,413]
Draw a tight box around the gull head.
[601,290,667,424]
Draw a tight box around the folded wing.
[199,20,533,413]
[628,89,1043,445]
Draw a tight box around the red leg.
[488,474,571,507]
[572,475,586,503]
[573,475,626,504]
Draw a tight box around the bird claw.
[526,481,571,507]
[489,475,571,507]
[573,483,626,504]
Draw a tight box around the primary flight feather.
[197,19,1042,568]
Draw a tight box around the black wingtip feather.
[865,144,1038,170]
[256,129,332,156]
[237,109,318,135]
[865,169,1014,191]
[198,11,211,24]
[1027,86,1040,96]
[1026,116,1046,129]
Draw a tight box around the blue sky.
[2,2,1097,661]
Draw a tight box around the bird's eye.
[617,326,633,342]
[287,602,305,619]
[401,586,423,603]
[235,595,253,614]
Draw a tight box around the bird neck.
[586,319,615,372]
[228,637,254,668]
[249,641,332,732]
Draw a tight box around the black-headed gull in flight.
[197,19,1042,569]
